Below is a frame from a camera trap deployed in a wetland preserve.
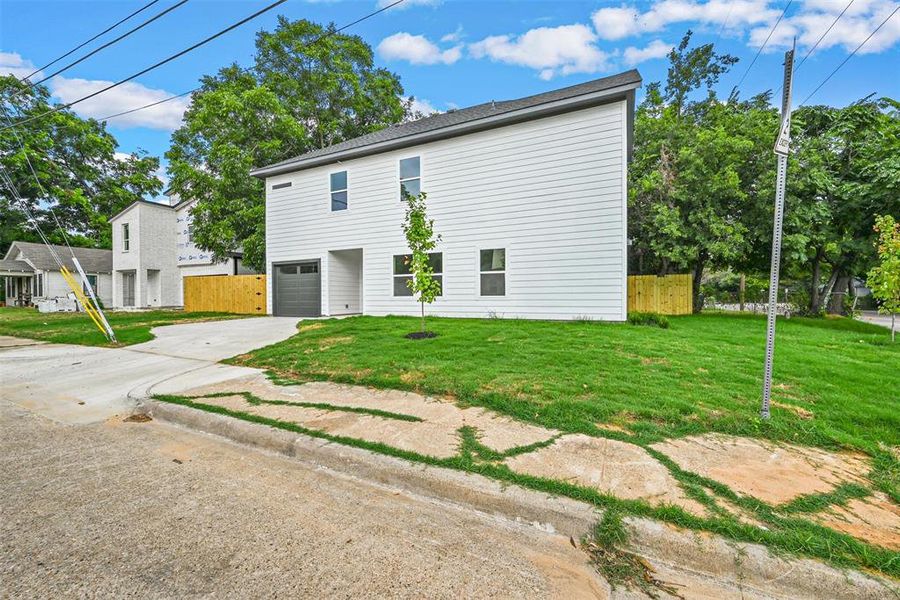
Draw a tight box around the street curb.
[140,399,897,600]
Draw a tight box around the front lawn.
[233,313,898,492]
[0,307,243,346]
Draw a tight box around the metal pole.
[761,44,795,419]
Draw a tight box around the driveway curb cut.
[140,399,897,600]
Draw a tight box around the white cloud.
[469,24,611,79]
[50,77,190,130]
[377,32,462,65]
[408,96,439,115]
[759,0,900,54]
[592,1,778,40]
[0,52,42,80]
[441,25,464,43]
[377,0,440,8]
[623,39,674,65]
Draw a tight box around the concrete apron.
[140,399,895,600]
[0,318,299,425]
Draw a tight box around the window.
[330,171,348,211]
[480,249,506,296]
[122,223,130,251]
[399,156,421,200]
[393,252,442,297]
[83,274,98,296]
[186,224,193,243]
[34,273,43,297]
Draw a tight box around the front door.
[274,261,321,317]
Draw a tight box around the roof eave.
[250,80,641,179]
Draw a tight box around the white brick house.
[110,198,250,309]
[252,70,640,320]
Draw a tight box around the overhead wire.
[1,0,290,132]
[20,0,161,82]
[27,0,192,90]
[798,4,899,106]
[734,0,794,92]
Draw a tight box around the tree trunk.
[420,301,425,333]
[691,259,706,314]
[821,268,841,314]
[810,250,822,314]
[892,313,896,342]
[739,273,746,312]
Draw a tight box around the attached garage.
[273,260,321,317]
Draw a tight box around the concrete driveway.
[0,317,299,424]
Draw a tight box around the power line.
[734,0,794,92]
[21,0,161,82]
[27,0,191,90]
[52,0,409,127]
[2,0,289,132]
[796,0,856,70]
[799,4,899,106]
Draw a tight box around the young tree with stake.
[867,215,900,342]
[401,190,442,336]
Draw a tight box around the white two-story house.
[110,197,250,309]
[251,70,641,320]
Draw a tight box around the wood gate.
[627,274,693,315]
[183,274,266,314]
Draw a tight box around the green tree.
[786,99,900,314]
[401,191,442,335]
[629,32,777,311]
[167,17,410,271]
[867,214,900,341]
[0,75,161,253]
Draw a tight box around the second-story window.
[330,171,348,211]
[399,156,421,200]
[122,223,130,251]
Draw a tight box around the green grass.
[232,313,898,459]
[0,306,244,346]
[216,312,900,576]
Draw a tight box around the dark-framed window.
[330,170,348,211]
[393,252,442,297]
[122,223,130,251]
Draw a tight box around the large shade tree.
[166,18,412,271]
[0,75,162,254]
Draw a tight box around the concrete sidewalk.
[0,317,298,424]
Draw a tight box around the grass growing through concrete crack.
[582,510,681,598]
[192,391,423,422]
[153,393,900,578]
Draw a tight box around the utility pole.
[761,42,795,419]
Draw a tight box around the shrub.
[627,312,670,328]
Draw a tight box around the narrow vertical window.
[122,223,130,251]
[83,274,98,296]
[36,273,43,297]
[330,171,348,211]
[399,156,421,200]
[480,249,506,296]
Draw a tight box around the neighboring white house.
[109,197,250,308]
[1,241,112,307]
[251,70,641,320]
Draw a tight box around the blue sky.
[2,0,899,189]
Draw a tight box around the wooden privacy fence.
[183,274,266,314]
[628,274,693,315]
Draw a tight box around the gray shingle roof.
[6,241,112,273]
[0,259,34,274]
[251,69,641,177]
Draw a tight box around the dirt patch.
[405,331,437,340]
[771,401,814,419]
[298,323,325,333]
[651,433,870,505]
[399,370,426,384]
[123,414,152,423]
[640,357,671,367]
[814,493,900,551]
[595,423,632,435]
[505,434,707,516]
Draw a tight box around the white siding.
[266,101,628,321]
[328,249,362,315]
